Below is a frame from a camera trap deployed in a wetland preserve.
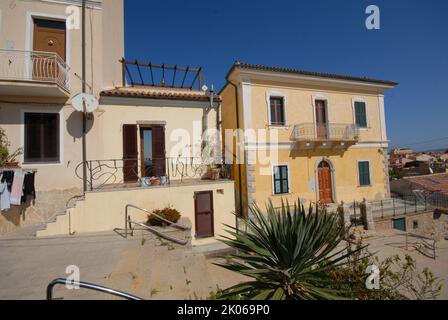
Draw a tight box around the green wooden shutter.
[355,102,367,128]
[358,161,371,186]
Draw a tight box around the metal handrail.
[47,278,143,300]
[125,204,191,245]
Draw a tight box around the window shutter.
[355,102,367,128]
[358,161,371,186]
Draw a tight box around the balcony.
[293,123,359,149]
[0,49,70,99]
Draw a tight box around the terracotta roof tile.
[100,87,221,102]
[406,173,448,195]
[229,62,398,87]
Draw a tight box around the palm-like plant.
[215,200,366,300]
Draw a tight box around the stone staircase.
[36,195,85,237]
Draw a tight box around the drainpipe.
[81,0,88,194]
[228,81,244,218]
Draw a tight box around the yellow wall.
[251,147,388,209]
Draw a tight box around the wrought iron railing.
[0,49,70,91]
[293,123,359,141]
[75,157,232,191]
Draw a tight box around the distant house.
[416,154,435,163]
[391,173,448,196]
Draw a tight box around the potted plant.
[147,207,181,227]
[207,163,221,180]
[0,128,23,168]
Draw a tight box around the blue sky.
[124,0,448,151]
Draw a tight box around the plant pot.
[208,168,221,180]
[150,178,161,186]
[5,162,20,168]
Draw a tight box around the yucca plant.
[215,200,367,300]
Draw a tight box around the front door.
[194,191,214,238]
[33,19,66,81]
[318,161,333,204]
[315,100,328,139]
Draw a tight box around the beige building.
[0,0,235,244]
[221,62,397,216]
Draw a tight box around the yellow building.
[220,62,397,216]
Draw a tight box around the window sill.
[268,124,289,130]
[23,162,62,167]
[272,192,292,197]
[358,185,372,188]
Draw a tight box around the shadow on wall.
[66,111,95,139]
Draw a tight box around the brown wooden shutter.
[122,124,138,182]
[151,125,166,177]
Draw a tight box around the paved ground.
[364,231,448,300]
[0,229,246,300]
[0,228,446,300]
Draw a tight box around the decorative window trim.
[357,160,372,187]
[20,108,64,167]
[266,91,288,127]
[352,97,369,130]
[271,164,291,196]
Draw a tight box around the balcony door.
[140,126,166,178]
[315,100,328,140]
[33,19,66,81]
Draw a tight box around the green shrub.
[147,207,181,227]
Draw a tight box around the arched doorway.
[318,160,334,204]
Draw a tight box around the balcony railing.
[293,123,359,142]
[0,49,70,91]
[75,157,233,191]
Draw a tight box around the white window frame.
[352,97,369,130]
[357,160,372,187]
[20,108,64,167]
[271,163,291,196]
[266,91,288,128]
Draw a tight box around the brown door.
[151,125,166,177]
[123,124,138,182]
[194,191,214,238]
[318,161,333,204]
[33,19,66,81]
[315,100,328,139]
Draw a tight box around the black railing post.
[353,201,357,225]
[414,195,417,213]
[381,200,384,219]
[89,161,93,191]
[425,195,427,211]
[404,195,407,215]
[393,197,396,217]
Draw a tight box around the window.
[24,113,60,163]
[354,101,367,128]
[358,161,371,186]
[273,165,289,195]
[270,97,286,126]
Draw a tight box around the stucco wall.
[38,181,236,246]
[250,147,389,208]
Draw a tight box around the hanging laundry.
[21,172,36,204]
[0,180,11,211]
[10,171,25,206]
[1,170,14,192]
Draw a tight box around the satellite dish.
[72,93,99,113]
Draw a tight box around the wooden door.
[123,124,138,182]
[33,19,66,81]
[151,125,166,177]
[315,100,328,139]
[194,191,214,238]
[318,161,333,204]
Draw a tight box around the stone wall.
[0,188,82,235]
[374,210,448,240]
